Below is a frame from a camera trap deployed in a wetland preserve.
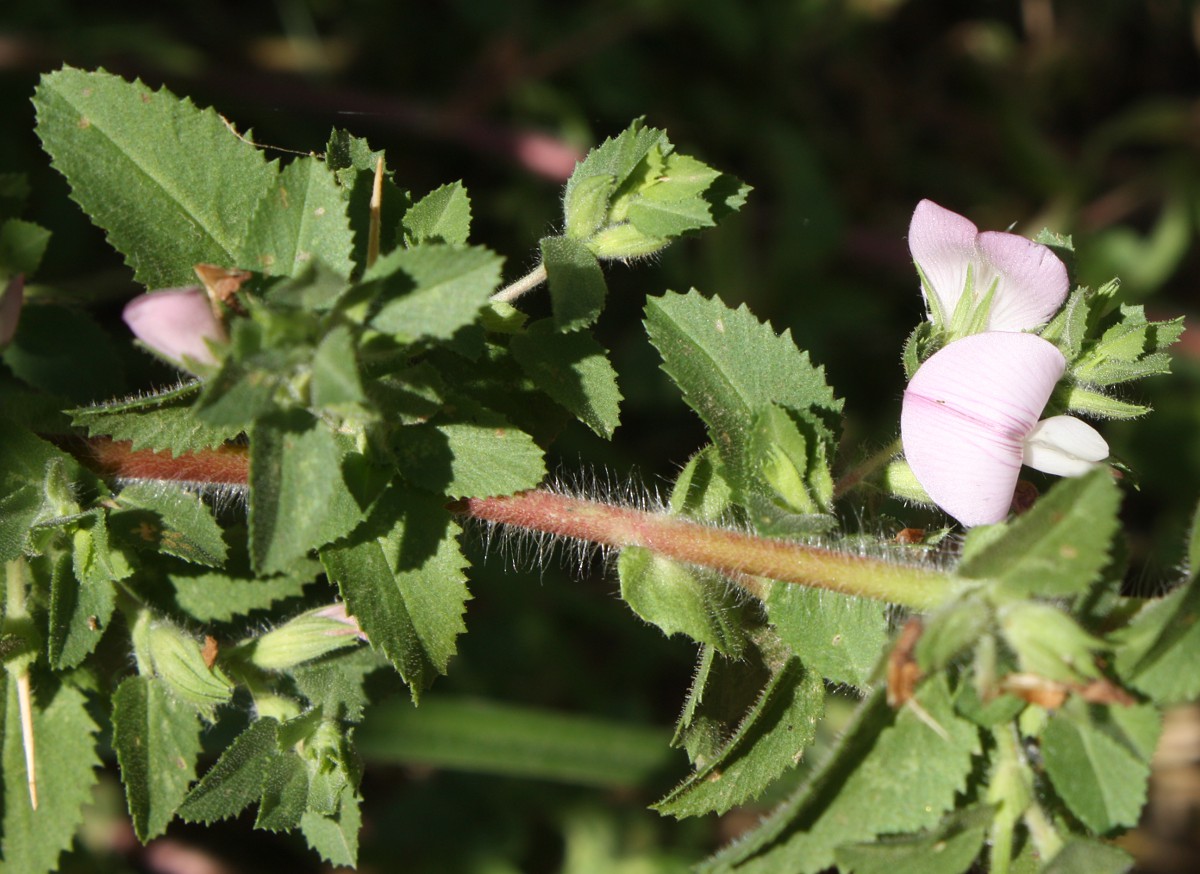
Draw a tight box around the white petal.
[1022,415,1109,476]
[901,332,1067,526]
[908,200,978,322]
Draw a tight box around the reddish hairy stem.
[73,438,249,485]
[455,491,961,611]
[68,439,961,610]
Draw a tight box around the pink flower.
[909,200,1069,334]
[0,274,23,346]
[122,286,227,370]
[901,332,1108,526]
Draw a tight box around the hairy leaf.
[403,181,471,246]
[703,679,979,873]
[833,804,994,874]
[392,419,546,498]
[766,583,888,688]
[656,633,823,818]
[540,235,607,331]
[0,681,100,873]
[178,718,280,824]
[321,488,469,701]
[240,156,355,279]
[1041,701,1159,834]
[112,675,203,841]
[510,320,622,438]
[368,244,502,341]
[956,469,1119,598]
[115,481,227,567]
[248,412,366,575]
[33,66,277,288]
[645,290,841,506]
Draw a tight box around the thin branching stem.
[492,263,548,303]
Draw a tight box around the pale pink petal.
[901,332,1067,526]
[1023,415,1109,476]
[0,274,23,346]
[908,199,978,321]
[977,231,1069,331]
[123,287,227,369]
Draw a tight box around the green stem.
[491,263,548,303]
[833,436,903,499]
[455,490,964,611]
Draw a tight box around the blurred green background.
[3,1,1199,871]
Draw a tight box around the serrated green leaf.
[33,66,277,288]
[248,411,367,575]
[356,695,670,787]
[1041,838,1133,874]
[0,422,84,561]
[656,633,823,818]
[300,791,361,867]
[833,804,994,874]
[292,647,380,722]
[324,129,408,272]
[510,320,621,438]
[369,244,502,341]
[1073,305,1184,386]
[403,181,471,246]
[1041,701,1159,833]
[766,583,888,688]
[49,549,114,669]
[255,749,310,831]
[71,386,241,454]
[956,469,1119,598]
[320,488,469,700]
[178,717,280,824]
[3,303,124,402]
[311,323,366,409]
[618,547,746,656]
[625,153,725,238]
[540,235,607,331]
[702,679,979,874]
[166,558,316,623]
[644,290,841,506]
[0,219,51,277]
[112,675,203,841]
[565,120,666,207]
[392,419,546,498]
[1112,581,1200,705]
[240,156,355,279]
[0,681,100,873]
[115,481,227,566]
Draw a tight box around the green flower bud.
[141,620,233,715]
[563,174,615,241]
[240,604,365,672]
[585,223,667,261]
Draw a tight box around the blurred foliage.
[4,0,1200,870]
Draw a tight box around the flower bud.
[241,604,366,671]
[122,286,227,370]
[141,621,233,714]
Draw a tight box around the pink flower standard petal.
[908,199,978,322]
[123,286,227,369]
[976,231,1069,331]
[901,332,1067,526]
[908,200,1069,332]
